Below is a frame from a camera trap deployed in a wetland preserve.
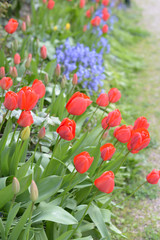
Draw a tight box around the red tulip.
[17,111,34,127]
[40,45,47,59]
[5,18,18,34]
[74,151,94,174]
[102,12,110,21]
[102,0,109,6]
[102,24,108,34]
[86,10,91,18]
[108,88,121,103]
[114,125,133,143]
[21,21,26,32]
[32,79,46,99]
[146,169,160,184]
[17,86,38,111]
[101,109,122,129]
[14,53,21,65]
[56,118,76,141]
[100,143,116,161]
[133,116,149,130]
[47,0,55,9]
[0,67,5,78]
[127,128,150,154]
[80,0,85,8]
[96,93,109,107]
[102,7,108,14]
[43,0,47,3]
[94,171,114,194]
[66,92,92,115]
[3,91,18,111]
[72,73,78,85]
[38,127,46,139]
[91,16,101,27]
[0,77,13,90]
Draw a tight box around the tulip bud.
[28,53,32,61]
[102,131,108,140]
[25,53,32,68]
[21,126,30,141]
[61,75,66,88]
[40,45,47,59]
[9,66,13,75]
[0,67,5,78]
[11,66,18,78]
[21,21,26,32]
[12,177,20,195]
[44,73,49,84]
[83,25,87,32]
[72,73,78,85]
[55,64,61,77]
[14,53,21,65]
[25,58,31,69]
[38,127,46,139]
[30,180,39,202]
[26,15,31,27]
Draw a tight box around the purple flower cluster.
[56,39,105,93]
[55,2,118,93]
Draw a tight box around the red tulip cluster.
[96,88,121,107]
[54,85,152,195]
[86,2,110,34]
[2,79,46,127]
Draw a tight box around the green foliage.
[0,0,155,239]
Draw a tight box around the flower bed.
[0,0,158,239]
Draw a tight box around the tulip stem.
[26,202,34,240]
[51,136,61,158]
[99,128,107,143]
[83,161,104,203]
[9,194,16,213]
[67,86,75,99]
[60,170,77,206]
[117,181,147,205]
[0,109,9,132]
[69,189,98,239]
[82,105,99,131]
[15,70,27,91]
[31,140,40,169]
[114,139,119,147]
[9,123,19,146]
[101,103,110,119]
[3,33,9,51]
[39,96,44,112]
[114,151,130,175]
